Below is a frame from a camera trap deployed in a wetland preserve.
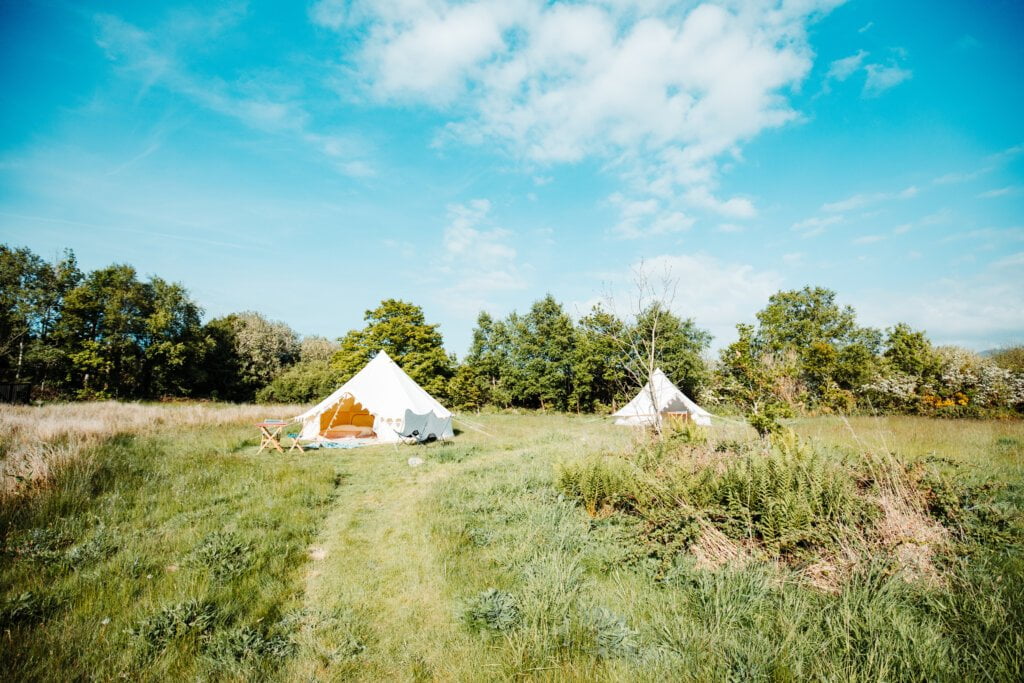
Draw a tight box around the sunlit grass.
[1,406,1021,680]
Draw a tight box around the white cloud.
[858,277,1024,349]
[863,63,912,96]
[437,199,526,312]
[993,252,1024,269]
[608,192,695,238]
[683,187,756,219]
[309,0,348,30]
[716,223,744,233]
[978,186,1022,199]
[933,168,988,185]
[606,252,782,348]
[792,214,842,237]
[338,1,839,221]
[823,46,912,98]
[940,227,1024,244]
[987,144,1024,163]
[822,185,918,212]
[827,50,868,81]
[782,252,803,264]
[853,234,886,245]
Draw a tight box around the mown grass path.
[288,445,479,681]
[286,416,635,682]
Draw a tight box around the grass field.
[1,406,1022,681]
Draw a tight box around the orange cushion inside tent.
[318,394,375,438]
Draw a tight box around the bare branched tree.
[602,259,680,437]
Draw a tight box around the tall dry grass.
[0,402,302,497]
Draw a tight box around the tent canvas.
[612,368,712,427]
[293,350,453,443]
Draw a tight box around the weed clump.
[131,600,217,652]
[190,532,254,580]
[3,524,118,571]
[205,623,295,662]
[586,607,639,658]
[0,590,64,628]
[461,588,520,633]
[4,526,74,562]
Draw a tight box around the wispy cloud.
[822,185,917,213]
[992,252,1024,269]
[978,185,1022,199]
[933,168,988,185]
[623,253,784,346]
[435,199,526,312]
[863,63,912,96]
[608,193,695,239]
[853,234,886,245]
[94,12,374,177]
[823,46,912,97]
[827,50,868,81]
[792,214,842,238]
[940,227,1024,244]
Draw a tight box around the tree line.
[2,244,1022,416]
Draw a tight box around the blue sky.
[1,0,1022,355]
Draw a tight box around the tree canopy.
[331,299,453,399]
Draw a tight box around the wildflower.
[101,617,111,626]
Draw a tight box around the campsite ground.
[1,406,1022,681]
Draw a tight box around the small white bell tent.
[612,368,712,427]
[292,350,453,443]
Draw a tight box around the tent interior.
[317,393,376,439]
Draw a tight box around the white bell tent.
[612,368,712,427]
[292,350,453,443]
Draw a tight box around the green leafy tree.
[448,363,490,411]
[461,312,515,407]
[883,323,938,379]
[627,302,711,399]
[139,278,206,397]
[747,287,883,410]
[196,315,247,401]
[52,265,205,398]
[258,336,341,403]
[331,299,453,399]
[755,287,858,354]
[55,265,152,397]
[571,305,627,412]
[717,323,776,410]
[509,295,577,410]
[0,245,81,390]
